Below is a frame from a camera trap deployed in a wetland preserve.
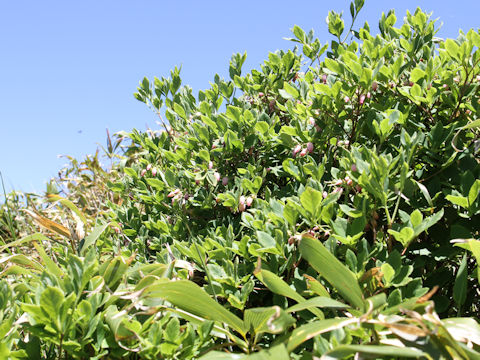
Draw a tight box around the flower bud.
[333,187,343,195]
[322,191,328,199]
[214,172,221,182]
[208,161,214,169]
[300,148,308,157]
[239,195,246,205]
[359,94,366,105]
[259,92,264,98]
[306,142,314,153]
[366,92,371,99]
[351,164,358,172]
[167,189,181,198]
[292,144,302,157]
[246,196,254,207]
[140,169,147,177]
[152,168,157,176]
[222,177,229,186]
[146,164,152,171]
[308,117,316,126]
[334,179,343,186]
[238,202,246,212]
[344,96,350,103]
[346,178,353,186]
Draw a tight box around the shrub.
[2,1,480,358]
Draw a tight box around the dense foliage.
[1,2,480,358]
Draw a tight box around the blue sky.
[1,0,479,194]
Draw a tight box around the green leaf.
[282,82,299,99]
[40,286,64,332]
[388,227,415,247]
[256,231,276,249]
[255,268,303,301]
[446,195,469,209]
[80,223,110,255]
[410,209,423,228]
[292,25,306,42]
[142,280,246,336]
[255,121,269,135]
[322,344,427,359]
[33,241,63,277]
[445,39,460,60]
[299,235,364,309]
[200,344,290,360]
[286,296,348,312]
[244,306,295,335]
[409,68,426,83]
[300,187,323,222]
[468,180,480,205]
[254,268,324,318]
[453,254,468,307]
[462,119,480,130]
[287,318,356,351]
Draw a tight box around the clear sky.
[1,0,479,194]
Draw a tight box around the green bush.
[2,2,480,358]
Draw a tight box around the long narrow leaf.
[255,268,324,318]
[320,345,427,359]
[80,223,110,255]
[142,280,246,336]
[299,234,364,309]
[287,318,357,351]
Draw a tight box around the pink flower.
[238,202,246,212]
[292,144,302,157]
[333,187,343,195]
[146,164,152,171]
[246,196,254,207]
[140,169,147,177]
[309,117,316,126]
[208,161,214,170]
[351,164,358,172]
[372,81,378,91]
[239,195,246,205]
[322,74,327,84]
[359,94,366,105]
[366,92,371,99]
[259,92,264,97]
[167,189,181,198]
[214,172,221,182]
[306,142,314,153]
[151,168,157,176]
[300,148,308,157]
[344,96,350,103]
[334,179,343,186]
[222,177,229,186]
[322,191,328,199]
